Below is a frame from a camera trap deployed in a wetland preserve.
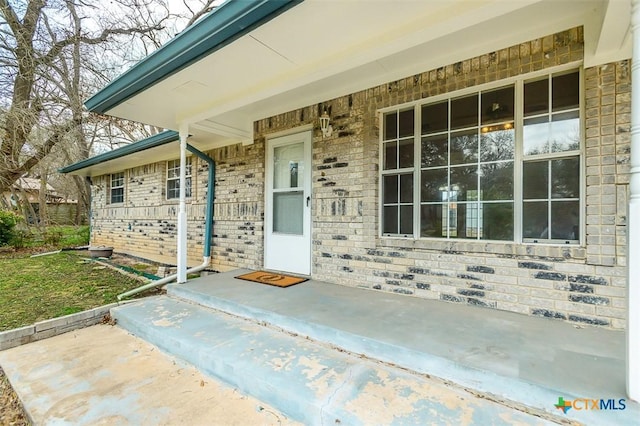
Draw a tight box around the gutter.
[85,0,303,115]
[59,130,178,174]
[117,144,216,300]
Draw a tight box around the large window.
[381,69,581,244]
[166,158,192,200]
[109,172,124,204]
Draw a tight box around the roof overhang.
[75,0,631,176]
[60,131,179,176]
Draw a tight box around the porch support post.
[177,125,189,284]
[629,0,640,402]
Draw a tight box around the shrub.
[10,229,34,249]
[44,229,63,246]
[0,210,21,246]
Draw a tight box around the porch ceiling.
[98,0,630,148]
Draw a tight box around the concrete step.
[111,295,553,425]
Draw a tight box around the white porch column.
[629,0,640,402]
[177,126,189,284]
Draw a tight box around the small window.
[166,158,192,200]
[109,172,124,204]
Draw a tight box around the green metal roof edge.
[85,0,303,114]
[59,130,179,174]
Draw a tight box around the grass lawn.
[0,250,150,332]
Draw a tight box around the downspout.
[117,144,216,300]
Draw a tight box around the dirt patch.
[0,367,29,425]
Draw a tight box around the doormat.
[235,271,308,288]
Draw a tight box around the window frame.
[378,63,584,245]
[166,157,193,200]
[109,172,125,205]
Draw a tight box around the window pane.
[551,201,579,240]
[421,204,444,237]
[449,203,474,239]
[550,114,580,152]
[111,188,124,204]
[524,78,548,116]
[398,138,414,168]
[450,130,478,165]
[167,179,179,199]
[384,112,397,140]
[523,201,548,239]
[481,202,514,240]
[421,101,448,134]
[451,95,478,130]
[398,109,414,138]
[481,86,514,124]
[274,143,304,189]
[421,135,448,167]
[480,162,513,200]
[383,206,398,234]
[400,205,413,234]
[552,71,579,112]
[523,116,550,155]
[523,161,548,199]
[480,128,514,161]
[552,157,580,198]
[185,177,192,198]
[400,173,414,203]
[383,141,397,170]
[421,169,448,202]
[383,175,398,204]
[273,191,303,234]
[451,165,477,201]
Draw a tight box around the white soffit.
[105,0,625,146]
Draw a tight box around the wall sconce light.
[319,109,333,138]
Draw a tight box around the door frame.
[264,129,313,275]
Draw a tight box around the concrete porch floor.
[164,269,638,425]
[0,268,638,425]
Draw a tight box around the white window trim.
[378,62,584,246]
[109,172,125,205]
[166,157,193,201]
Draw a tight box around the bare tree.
[0,0,168,201]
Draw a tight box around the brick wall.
[253,27,629,329]
[90,27,629,329]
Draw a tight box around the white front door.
[264,131,312,275]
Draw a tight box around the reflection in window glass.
[167,158,192,200]
[385,69,581,243]
[524,118,550,155]
[480,162,513,200]
[421,169,448,202]
[550,116,580,153]
[450,130,478,165]
[451,165,477,201]
[480,128,514,162]
[421,135,447,167]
